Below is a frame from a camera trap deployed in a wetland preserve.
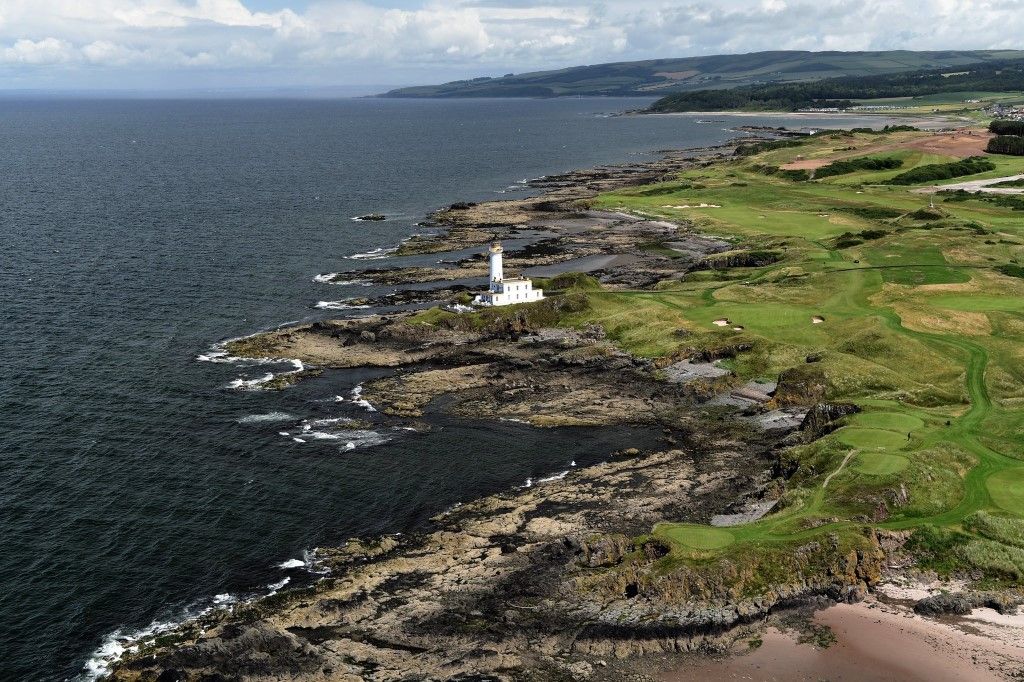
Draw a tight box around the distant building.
[473,242,544,307]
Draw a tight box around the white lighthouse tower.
[473,241,544,306]
[488,241,504,286]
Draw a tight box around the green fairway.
[655,524,735,550]
[987,468,1024,515]
[854,452,911,475]
[837,427,910,450]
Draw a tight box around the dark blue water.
[0,98,891,680]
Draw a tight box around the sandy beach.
[660,595,1024,682]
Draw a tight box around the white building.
[473,241,544,306]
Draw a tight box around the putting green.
[657,524,735,550]
[837,427,910,450]
[987,468,1024,515]
[853,452,910,475]
[851,412,924,432]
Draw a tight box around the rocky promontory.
[106,135,892,681]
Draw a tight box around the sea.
[0,97,905,680]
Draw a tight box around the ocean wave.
[79,593,239,681]
[80,558,311,680]
[226,359,305,391]
[345,246,397,260]
[278,414,393,450]
[266,577,290,594]
[227,372,276,390]
[312,274,372,286]
[237,412,295,424]
[537,470,569,484]
[349,384,377,412]
[315,300,371,310]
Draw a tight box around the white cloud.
[0,0,1022,88]
[1,37,75,63]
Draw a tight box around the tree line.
[987,120,1024,156]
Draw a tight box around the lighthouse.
[488,242,504,289]
[473,241,544,306]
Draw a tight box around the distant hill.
[379,50,1024,98]
[647,59,1024,112]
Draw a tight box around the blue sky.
[0,0,1021,92]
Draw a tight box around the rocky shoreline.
[106,137,934,681]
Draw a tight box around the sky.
[0,0,1022,92]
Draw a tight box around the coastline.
[643,110,969,128]
[100,117,1024,681]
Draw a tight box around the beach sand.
[659,597,1024,681]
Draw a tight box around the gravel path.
[916,173,1024,195]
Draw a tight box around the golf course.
[580,125,1024,582]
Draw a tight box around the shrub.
[734,138,806,157]
[835,206,904,220]
[850,125,919,135]
[814,156,903,179]
[751,164,809,181]
[940,190,1024,211]
[997,264,1024,279]
[882,156,996,185]
[991,178,1024,188]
